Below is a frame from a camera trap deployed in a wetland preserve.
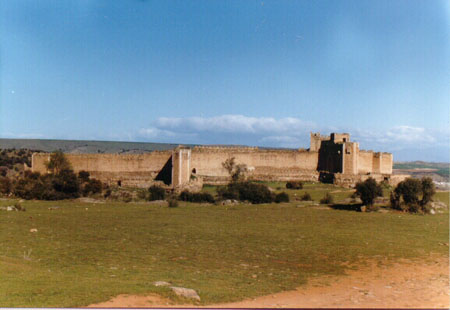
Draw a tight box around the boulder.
[153,281,171,287]
[170,286,201,301]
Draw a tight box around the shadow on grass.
[330,203,362,212]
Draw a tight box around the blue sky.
[0,0,449,161]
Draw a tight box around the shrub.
[218,181,274,204]
[148,185,166,201]
[137,189,148,200]
[320,192,333,204]
[0,166,7,177]
[275,192,289,203]
[301,192,312,201]
[82,178,103,196]
[179,190,194,202]
[104,188,112,198]
[355,178,383,206]
[217,184,239,200]
[78,170,90,183]
[286,181,303,189]
[179,190,215,203]
[168,199,178,208]
[121,191,132,203]
[237,182,274,204]
[0,176,12,195]
[51,169,80,198]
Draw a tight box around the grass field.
[0,183,448,307]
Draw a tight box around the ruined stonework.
[31,132,394,189]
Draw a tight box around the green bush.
[82,178,103,196]
[51,169,80,198]
[390,177,436,214]
[0,176,12,195]
[179,190,215,203]
[275,192,289,203]
[78,170,90,183]
[355,178,383,206]
[301,192,312,201]
[148,185,166,201]
[218,181,274,204]
[217,185,239,200]
[320,193,333,204]
[286,181,303,189]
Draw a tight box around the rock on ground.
[170,286,201,301]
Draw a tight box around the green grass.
[0,189,448,307]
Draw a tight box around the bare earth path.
[89,255,449,308]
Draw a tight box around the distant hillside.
[393,161,449,181]
[0,138,287,154]
[0,138,186,154]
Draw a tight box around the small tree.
[355,178,383,206]
[391,177,436,213]
[394,178,422,205]
[222,157,246,183]
[46,151,72,174]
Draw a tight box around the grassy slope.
[0,186,448,307]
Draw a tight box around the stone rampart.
[32,152,172,188]
[190,147,318,184]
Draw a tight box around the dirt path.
[89,255,449,308]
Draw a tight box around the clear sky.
[1,0,449,161]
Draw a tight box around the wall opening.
[117,180,122,187]
[192,168,196,174]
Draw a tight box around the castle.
[31,132,394,189]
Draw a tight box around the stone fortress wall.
[31,132,394,189]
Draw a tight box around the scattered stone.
[360,206,367,212]
[48,206,61,210]
[30,228,38,233]
[431,201,447,210]
[170,286,201,301]
[1,205,25,211]
[430,209,436,215]
[153,281,171,287]
[221,199,238,206]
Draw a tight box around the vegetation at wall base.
[179,190,215,203]
[148,185,166,201]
